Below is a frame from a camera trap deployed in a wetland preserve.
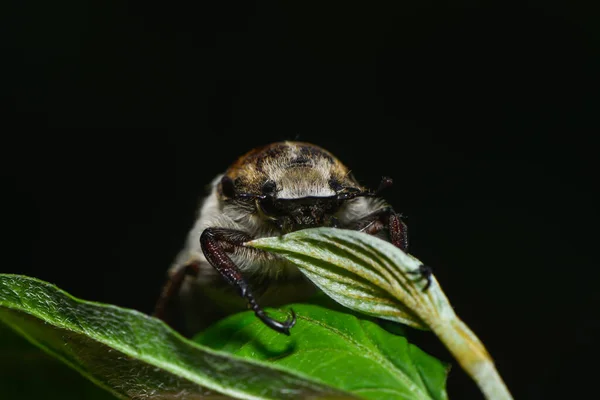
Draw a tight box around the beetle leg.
[153,261,200,323]
[352,207,409,251]
[351,207,431,290]
[200,227,296,335]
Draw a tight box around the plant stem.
[430,316,513,400]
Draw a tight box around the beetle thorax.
[268,164,337,199]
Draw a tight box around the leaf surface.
[196,304,449,400]
[0,274,354,400]
[248,228,455,329]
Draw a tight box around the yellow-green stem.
[430,317,513,400]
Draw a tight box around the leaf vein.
[297,314,430,399]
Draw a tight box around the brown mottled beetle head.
[217,141,391,232]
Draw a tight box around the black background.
[2,1,599,399]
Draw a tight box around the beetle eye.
[259,197,278,216]
[261,179,277,195]
[220,176,236,198]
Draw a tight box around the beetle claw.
[407,264,432,291]
[256,308,296,336]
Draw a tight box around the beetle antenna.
[336,176,394,200]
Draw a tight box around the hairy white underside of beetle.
[171,175,300,281]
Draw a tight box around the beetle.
[154,141,430,336]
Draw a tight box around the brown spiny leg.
[351,207,431,290]
[200,227,296,335]
[153,261,200,323]
[352,207,408,251]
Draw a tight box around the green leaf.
[195,304,449,400]
[248,228,435,329]
[0,274,354,400]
